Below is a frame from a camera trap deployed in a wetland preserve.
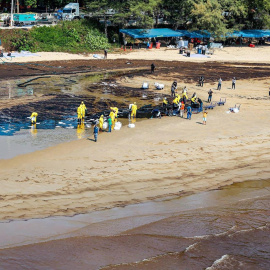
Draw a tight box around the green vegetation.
[0,0,269,52]
[86,0,269,38]
[0,20,110,53]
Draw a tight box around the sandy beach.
[0,46,270,269]
[3,45,270,64]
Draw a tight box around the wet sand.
[0,180,269,269]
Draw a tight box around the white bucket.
[103,122,108,129]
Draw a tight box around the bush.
[0,29,36,52]
[0,19,110,53]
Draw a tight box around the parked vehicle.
[62,3,80,20]
[4,13,36,26]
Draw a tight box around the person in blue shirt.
[187,105,192,120]
[93,124,99,142]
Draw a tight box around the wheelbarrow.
[217,98,226,106]
[204,101,217,110]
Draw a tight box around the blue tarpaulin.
[225,30,270,38]
[119,28,184,38]
[120,28,270,39]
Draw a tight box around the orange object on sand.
[156,42,161,49]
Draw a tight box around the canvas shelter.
[119,28,184,39]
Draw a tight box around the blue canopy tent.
[226,30,270,38]
[120,28,270,40]
[177,30,204,38]
[119,28,184,39]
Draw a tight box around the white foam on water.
[184,242,198,253]
[205,254,231,270]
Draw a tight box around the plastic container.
[114,122,122,130]
[103,122,108,129]
[142,82,149,89]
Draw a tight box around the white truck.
[62,3,80,20]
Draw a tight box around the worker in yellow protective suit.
[99,115,104,132]
[162,97,168,107]
[191,96,197,103]
[76,121,85,139]
[131,102,137,118]
[77,105,83,124]
[110,107,118,123]
[80,102,87,119]
[30,112,38,124]
[173,96,179,105]
[191,92,197,105]
[110,107,118,119]
[182,91,188,103]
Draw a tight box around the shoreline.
[1,178,269,249]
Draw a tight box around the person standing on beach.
[93,124,99,142]
[203,110,208,125]
[151,63,155,73]
[131,102,137,118]
[232,77,236,89]
[171,81,177,97]
[30,112,38,124]
[208,89,213,102]
[199,76,204,87]
[108,116,112,132]
[99,115,104,132]
[80,102,87,119]
[104,49,108,59]
[217,77,222,90]
[180,102,185,118]
[77,105,83,124]
[187,105,192,120]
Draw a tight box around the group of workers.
[97,106,119,133]
[162,81,205,119]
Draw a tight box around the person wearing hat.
[162,97,168,108]
[80,101,87,119]
[98,114,104,132]
[131,102,137,118]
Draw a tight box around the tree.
[163,0,194,30]
[111,0,162,28]
[190,0,227,38]
[246,0,270,28]
[86,0,112,37]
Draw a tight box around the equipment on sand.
[204,102,217,110]
[217,98,226,106]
